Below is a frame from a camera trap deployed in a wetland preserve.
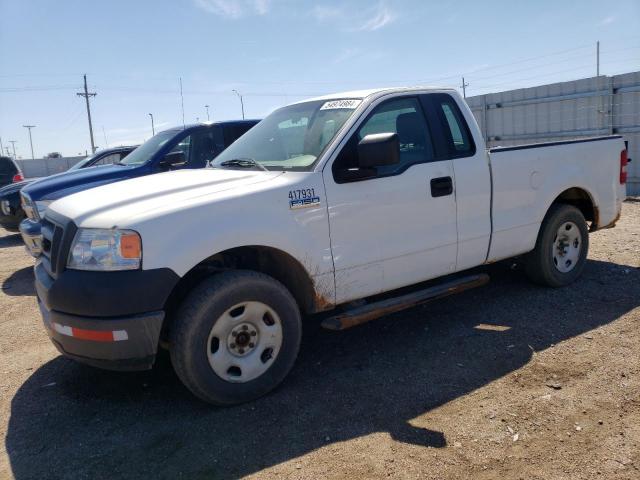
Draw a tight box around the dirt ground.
[1,201,639,480]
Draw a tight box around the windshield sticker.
[319,99,362,110]
[289,189,321,209]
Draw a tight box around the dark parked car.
[20,120,259,255]
[0,155,23,188]
[0,146,136,232]
[0,156,25,231]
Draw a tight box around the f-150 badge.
[289,189,320,209]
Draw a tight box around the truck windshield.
[211,99,361,171]
[68,151,104,171]
[118,130,177,166]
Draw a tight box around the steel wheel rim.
[207,301,283,383]
[552,221,582,273]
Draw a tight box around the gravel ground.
[1,201,639,480]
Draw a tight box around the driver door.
[323,95,458,304]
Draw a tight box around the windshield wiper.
[218,158,269,172]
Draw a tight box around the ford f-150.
[33,87,628,405]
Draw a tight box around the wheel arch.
[162,245,332,332]
[544,186,598,229]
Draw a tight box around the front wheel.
[525,204,589,287]
[170,271,302,405]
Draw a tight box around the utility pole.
[102,126,108,147]
[77,74,97,153]
[205,105,210,121]
[232,89,245,119]
[461,76,469,99]
[9,140,17,159]
[23,125,35,159]
[0,137,4,156]
[596,40,600,77]
[148,113,155,136]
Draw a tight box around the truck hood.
[21,164,138,202]
[49,168,285,228]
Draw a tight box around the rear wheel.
[525,204,589,287]
[170,270,302,405]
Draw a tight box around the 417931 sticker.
[289,188,320,209]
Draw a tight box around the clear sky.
[1,0,638,158]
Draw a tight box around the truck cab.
[19,120,258,255]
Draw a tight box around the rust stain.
[594,206,622,231]
[602,209,622,230]
[313,290,334,312]
[590,206,601,232]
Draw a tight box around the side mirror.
[159,151,186,170]
[357,133,400,168]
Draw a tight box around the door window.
[223,124,254,146]
[189,128,226,168]
[169,135,191,158]
[333,97,435,179]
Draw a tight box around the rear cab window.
[422,93,476,158]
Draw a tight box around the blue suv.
[20,120,259,255]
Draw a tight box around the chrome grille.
[41,217,64,277]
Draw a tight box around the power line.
[76,74,97,153]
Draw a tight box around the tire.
[169,270,302,406]
[525,204,589,287]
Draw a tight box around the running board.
[321,273,490,331]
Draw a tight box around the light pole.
[148,113,155,136]
[9,140,17,159]
[205,105,210,121]
[232,90,245,120]
[23,125,36,159]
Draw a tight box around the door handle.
[430,176,453,197]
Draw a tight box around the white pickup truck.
[34,87,628,405]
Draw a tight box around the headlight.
[0,200,10,216]
[21,193,37,220]
[35,200,52,219]
[67,228,142,271]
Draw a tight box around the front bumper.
[19,218,42,256]
[34,247,180,370]
[39,299,164,370]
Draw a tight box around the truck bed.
[486,135,626,263]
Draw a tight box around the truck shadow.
[0,233,22,248]
[1,267,35,297]
[6,258,640,479]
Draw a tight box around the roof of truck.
[299,86,457,104]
